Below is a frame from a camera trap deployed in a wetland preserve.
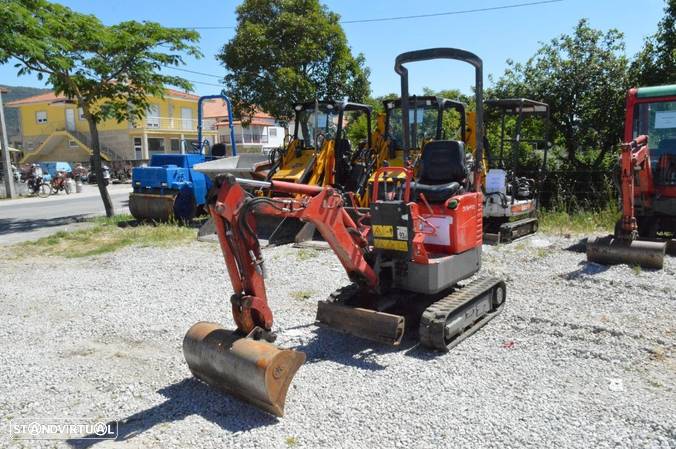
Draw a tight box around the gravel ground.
[0,234,674,449]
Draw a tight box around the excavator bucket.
[587,235,666,269]
[182,322,305,417]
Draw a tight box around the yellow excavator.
[354,95,469,207]
[264,100,372,187]
[255,100,374,242]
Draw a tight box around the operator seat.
[412,140,468,202]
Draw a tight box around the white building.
[202,101,285,152]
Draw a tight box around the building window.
[181,108,193,130]
[78,108,85,120]
[269,127,277,137]
[133,137,143,159]
[146,105,160,128]
[170,139,181,153]
[36,111,47,124]
[147,137,165,154]
[68,139,79,148]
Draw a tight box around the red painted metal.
[210,176,377,334]
[370,166,413,203]
[209,154,486,333]
[620,88,676,235]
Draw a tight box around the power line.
[181,78,224,88]
[341,0,564,24]
[163,65,222,79]
[176,0,564,30]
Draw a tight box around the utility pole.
[0,87,16,199]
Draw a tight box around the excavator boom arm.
[209,175,377,334]
[619,135,649,235]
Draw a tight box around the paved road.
[0,184,131,245]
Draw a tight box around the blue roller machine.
[129,92,237,221]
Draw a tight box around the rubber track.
[419,276,504,351]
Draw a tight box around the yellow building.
[7,88,218,163]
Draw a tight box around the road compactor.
[587,85,676,269]
[129,93,238,222]
[183,48,506,417]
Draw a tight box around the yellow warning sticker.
[372,225,393,238]
[373,238,408,252]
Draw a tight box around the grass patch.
[535,247,549,258]
[14,214,195,258]
[296,248,318,261]
[285,436,299,447]
[290,290,315,300]
[539,205,619,235]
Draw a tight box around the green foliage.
[491,19,628,169]
[14,215,196,258]
[422,87,470,141]
[0,0,201,125]
[290,290,315,300]
[630,0,676,86]
[218,0,370,122]
[0,0,201,216]
[539,203,620,235]
[296,248,318,261]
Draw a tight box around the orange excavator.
[183,48,506,417]
[587,85,676,269]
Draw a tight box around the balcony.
[131,117,218,132]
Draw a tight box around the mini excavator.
[587,85,676,269]
[482,98,550,243]
[183,48,506,417]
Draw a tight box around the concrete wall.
[99,130,135,160]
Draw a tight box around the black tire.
[38,183,51,198]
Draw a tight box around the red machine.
[183,48,506,416]
[587,85,676,268]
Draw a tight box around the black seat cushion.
[419,140,467,185]
[411,181,462,203]
[413,140,467,202]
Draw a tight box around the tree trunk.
[86,116,114,217]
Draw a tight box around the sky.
[0,0,667,98]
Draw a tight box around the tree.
[0,0,200,216]
[630,0,676,86]
[491,19,628,169]
[218,0,370,123]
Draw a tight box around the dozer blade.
[183,322,305,417]
[129,192,177,222]
[315,301,405,346]
[587,235,666,269]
